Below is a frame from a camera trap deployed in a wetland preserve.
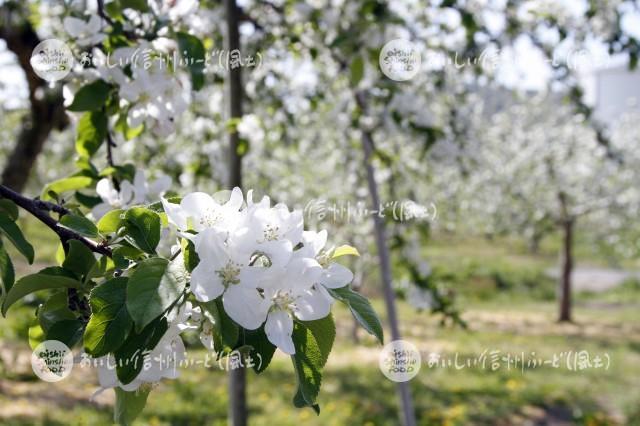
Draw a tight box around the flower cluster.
[162,188,355,354]
[63,12,195,136]
[92,170,171,219]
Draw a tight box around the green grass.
[0,223,639,425]
[0,297,637,425]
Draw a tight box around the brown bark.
[0,10,68,192]
[224,0,246,425]
[558,218,574,322]
[356,92,417,426]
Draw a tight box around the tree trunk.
[357,92,416,426]
[0,11,68,192]
[558,219,574,322]
[224,0,246,425]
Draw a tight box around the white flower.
[112,44,191,135]
[64,15,106,47]
[150,0,199,22]
[164,188,356,355]
[298,230,354,290]
[189,228,270,330]
[232,195,303,267]
[260,259,332,354]
[92,170,171,219]
[162,187,245,234]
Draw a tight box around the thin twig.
[0,184,112,257]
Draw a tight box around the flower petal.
[259,239,293,267]
[161,197,188,230]
[180,192,217,230]
[265,310,295,354]
[320,263,354,289]
[190,262,224,302]
[222,285,268,330]
[294,288,331,321]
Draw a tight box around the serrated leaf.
[3,268,81,315]
[97,209,124,234]
[115,316,168,385]
[327,286,383,343]
[291,314,335,411]
[0,211,34,264]
[67,79,112,112]
[42,175,94,201]
[85,277,132,357]
[243,326,276,374]
[332,245,360,258]
[123,207,161,254]
[0,199,19,221]
[0,241,15,297]
[62,239,97,280]
[60,214,99,238]
[76,110,108,159]
[127,258,186,332]
[38,291,76,332]
[114,387,151,426]
[47,319,84,347]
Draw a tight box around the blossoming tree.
[0,2,383,424]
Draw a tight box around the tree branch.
[0,184,112,257]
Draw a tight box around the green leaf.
[114,387,151,426]
[3,268,81,315]
[85,277,133,357]
[75,110,108,158]
[0,211,34,263]
[332,245,360,258]
[181,238,200,273]
[75,191,103,209]
[327,286,383,343]
[28,324,45,350]
[115,112,144,141]
[97,209,124,234]
[42,175,94,201]
[60,214,99,238]
[123,207,161,254]
[38,291,76,332]
[67,80,112,112]
[47,319,84,347]
[0,241,15,297]
[62,240,97,280]
[350,56,365,87]
[115,317,168,385]
[0,199,19,221]
[200,298,239,353]
[176,32,205,90]
[243,326,276,373]
[291,315,335,411]
[119,0,150,12]
[126,258,186,332]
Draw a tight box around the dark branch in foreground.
[0,184,112,257]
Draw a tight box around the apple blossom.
[92,170,171,219]
[63,15,106,47]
